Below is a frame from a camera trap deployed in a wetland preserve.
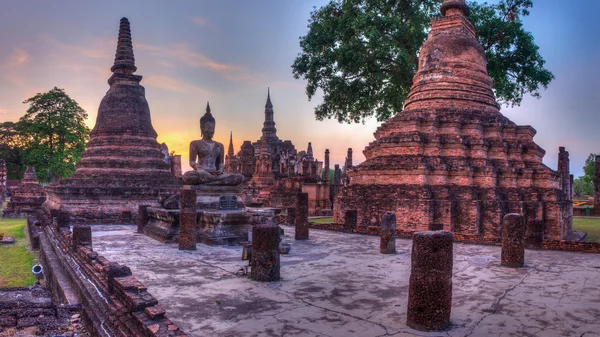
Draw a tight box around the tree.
[292,0,554,123]
[572,153,596,197]
[18,87,90,182]
[0,121,26,179]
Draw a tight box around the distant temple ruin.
[334,0,575,241]
[225,90,333,214]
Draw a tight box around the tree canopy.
[292,0,554,123]
[16,87,90,182]
[573,153,596,197]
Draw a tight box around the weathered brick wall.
[335,184,572,241]
[309,221,600,253]
[39,222,188,336]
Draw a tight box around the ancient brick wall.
[302,183,332,216]
[39,222,188,336]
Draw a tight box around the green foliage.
[582,153,596,184]
[0,122,26,179]
[292,0,554,123]
[573,177,593,197]
[18,87,90,183]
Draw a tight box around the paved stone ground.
[92,225,600,337]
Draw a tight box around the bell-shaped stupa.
[335,0,574,241]
[44,18,180,225]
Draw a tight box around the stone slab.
[93,225,600,337]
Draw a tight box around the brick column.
[295,192,309,240]
[251,223,281,282]
[380,212,396,254]
[407,231,453,331]
[72,225,92,251]
[137,205,150,233]
[179,189,197,250]
[501,213,525,267]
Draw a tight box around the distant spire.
[111,17,137,74]
[228,131,234,157]
[307,142,314,159]
[441,0,469,16]
[265,87,273,109]
[206,101,211,114]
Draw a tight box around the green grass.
[310,217,334,224]
[0,217,38,288]
[573,218,600,243]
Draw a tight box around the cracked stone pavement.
[92,225,600,337]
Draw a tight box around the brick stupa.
[335,0,573,241]
[44,18,180,224]
[3,166,46,218]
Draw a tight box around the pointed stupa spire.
[111,17,137,74]
[227,131,235,157]
[265,87,273,109]
[206,101,211,114]
[441,0,469,16]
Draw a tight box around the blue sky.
[0,0,598,176]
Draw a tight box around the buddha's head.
[200,102,215,139]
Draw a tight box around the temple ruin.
[334,0,575,241]
[43,18,181,224]
[2,166,46,218]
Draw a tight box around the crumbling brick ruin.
[43,18,180,225]
[35,213,188,336]
[334,0,574,242]
[2,166,46,218]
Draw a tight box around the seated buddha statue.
[182,103,245,186]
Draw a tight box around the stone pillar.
[344,148,353,170]
[295,192,309,240]
[380,212,396,254]
[137,205,150,233]
[179,189,197,250]
[171,155,182,178]
[344,210,357,231]
[569,174,574,200]
[56,211,70,230]
[428,223,443,231]
[558,147,570,198]
[407,230,453,331]
[286,207,296,225]
[72,225,92,250]
[334,164,341,185]
[324,149,330,182]
[251,223,281,282]
[501,213,525,267]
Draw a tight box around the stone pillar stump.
[380,212,396,254]
[407,231,453,331]
[72,225,92,250]
[295,193,309,240]
[179,189,197,251]
[501,213,525,267]
[251,223,281,282]
[137,205,150,233]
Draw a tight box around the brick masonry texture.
[43,17,180,225]
[37,212,189,337]
[2,166,46,218]
[334,0,573,243]
[501,213,526,267]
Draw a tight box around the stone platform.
[93,225,600,337]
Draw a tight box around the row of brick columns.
[139,187,528,332]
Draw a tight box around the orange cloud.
[0,48,31,86]
[143,75,214,96]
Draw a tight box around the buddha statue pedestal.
[143,185,278,245]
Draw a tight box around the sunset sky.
[0,0,598,176]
